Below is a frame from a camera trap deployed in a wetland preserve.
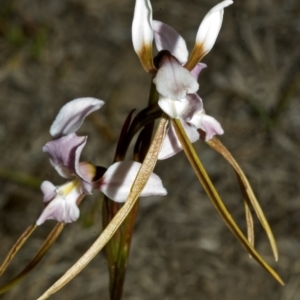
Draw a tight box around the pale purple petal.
[158,119,199,160]
[195,0,233,56]
[153,55,199,100]
[132,0,155,73]
[188,112,224,141]
[41,181,56,203]
[153,20,188,64]
[43,133,87,179]
[77,162,96,194]
[158,96,189,119]
[191,63,207,79]
[182,93,203,121]
[98,161,167,203]
[36,182,82,225]
[50,97,104,139]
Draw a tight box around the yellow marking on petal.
[184,42,205,71]
[37,115,169,300]
[79,162,96,181]
[58,180,80,197]
[137,43,156,74]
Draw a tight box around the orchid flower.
[132,0,231,159]
[132,0,233,114]
[132,0,233,74]
[37,98,167,225]
[158,93,224,159]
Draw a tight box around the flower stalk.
[102,81,159,300]
[37,115,169,300]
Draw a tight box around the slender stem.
[37,116,169,300]
[103,80,160,300]
[0,225,37,275]
[0,223,64,294]
[172,119,284,285]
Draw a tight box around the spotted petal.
[98,161,167,202]
[50,97,104,139]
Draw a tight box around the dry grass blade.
[36,115,169,300]
[0,223,64,294]
[207,137,278,261]
[172,119,284,285]
[0,225,37,276]
[244,200,255,254]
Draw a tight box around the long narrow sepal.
[206,137,278,261]
[184,0,233,71]
[0,223,64,294]
[172,119,284,285]
[37,115,169,300]
[0,225,37,276]
[132,0,156,74]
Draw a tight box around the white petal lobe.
[195,0,233,55]
[99,161,167,203]
[158,97,189,119]
[50,97,104,138]
[153,56,199,100]
[132,0,154,54]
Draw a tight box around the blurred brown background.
[0,0,300,299]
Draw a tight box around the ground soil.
[0,0,300,299]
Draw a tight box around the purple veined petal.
[153,55,199,100]
[191,63,207,80]
[132,0,155,73]
[50,97,105,139]
[158,96,189,119]
[41,181,57,203]
[182,93,204,121]
[77,162,95,194]
[36,181,82,225]
[184,0,233,71]
[98,161,167,203]
[78,162,96,182]
[153,20,189,64]
[43,133,87,179]
[188,112,224,141]
[158,119,199,160]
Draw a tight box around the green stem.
[103,80,159,300]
